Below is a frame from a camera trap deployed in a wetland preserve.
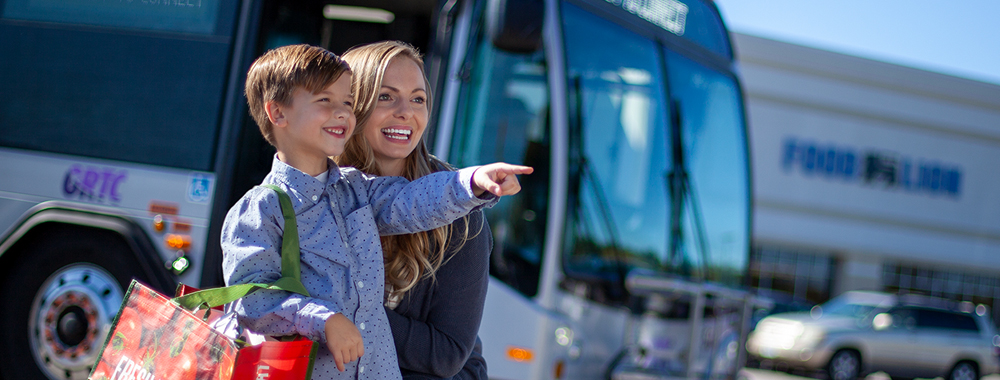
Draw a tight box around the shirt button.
[359,322,366,330]
[311,195,318,201]
[359,366,365,374]
[357,281,364,289]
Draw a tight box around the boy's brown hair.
[244,44,351,146]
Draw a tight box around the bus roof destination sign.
[606,0,688,36]
[602,0,732,59]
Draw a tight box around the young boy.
[223,44,531,379]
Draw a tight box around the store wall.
[732,33,1000,300]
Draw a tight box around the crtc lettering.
[63,164,127,203]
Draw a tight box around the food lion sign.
[781,136,962,199]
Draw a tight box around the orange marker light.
[506,346,534,362]
[165,234,190,250]
[152,214,166,232]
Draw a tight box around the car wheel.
[826,350,861,380]
[948,361,978,380]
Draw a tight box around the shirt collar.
[268,155,343,204]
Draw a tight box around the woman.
[337,41,490,380]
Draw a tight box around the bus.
[0,0,751,379]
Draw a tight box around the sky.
[712,0,1000,86]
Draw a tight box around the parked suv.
[746,291,1000,380]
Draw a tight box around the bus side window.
[450,33,550,298]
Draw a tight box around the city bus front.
[435,0,752,378]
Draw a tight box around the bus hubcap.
[29,264,123,380]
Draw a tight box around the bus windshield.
[663,49,749,286]
[562,2,748,289]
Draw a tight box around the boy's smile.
[271,73,355,176]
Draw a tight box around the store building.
[733,33,1000,321]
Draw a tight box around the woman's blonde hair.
[338,41,470,301]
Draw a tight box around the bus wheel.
[0,228,144,380]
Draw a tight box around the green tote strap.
[174,185,310,310]
[261,184,307,293]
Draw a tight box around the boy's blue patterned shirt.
[222,156,495,379]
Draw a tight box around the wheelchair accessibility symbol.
[188,173,214,203]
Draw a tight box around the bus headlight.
[555,326,581,360]
[555,326,574,347]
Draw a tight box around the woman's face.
[363,56,428,176]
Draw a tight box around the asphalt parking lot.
[740,368,1000,380]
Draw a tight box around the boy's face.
[273,73,355,168]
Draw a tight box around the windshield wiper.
[568,75,629,290]
[666,98,711,279]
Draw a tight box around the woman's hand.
[471,163,534,197]
[324,313,364,371]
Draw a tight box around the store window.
[750,245,834,307]
[883,262,1000,327]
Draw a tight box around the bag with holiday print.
[88,185,318,380]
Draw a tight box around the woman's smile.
[380,127,412,141]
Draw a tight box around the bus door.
[225,0,444,204]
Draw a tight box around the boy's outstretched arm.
[471,163,534,197]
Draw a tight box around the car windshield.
[819,293,892,319]
[822,300,876,318]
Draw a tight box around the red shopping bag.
[88,280,239,380]
[174,285,320,380]
[231,337,319,380]
[89,184,318,380]
[89,280,320,380]
[89,185,319,380]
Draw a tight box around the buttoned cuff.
[298,302,337,343]
[457,166,500,208]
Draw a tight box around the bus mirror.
[486,0,544,53]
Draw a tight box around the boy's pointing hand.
[472,163,534,197]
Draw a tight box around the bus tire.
[0,225,150,380]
